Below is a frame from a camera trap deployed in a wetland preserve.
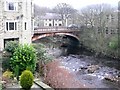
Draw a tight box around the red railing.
[34,27,79,34]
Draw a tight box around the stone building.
[43,13,63,27]
[0,0,34,51]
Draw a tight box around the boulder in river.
[104,74,120,84]
[87,65,99,73]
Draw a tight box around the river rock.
[87,65,99,73]
[104,75,120,84]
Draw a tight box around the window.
[25,22,27,30]
[5,1,18,11]
[111,29,115,34]
[49,23,52,26]
[97,27,101,34]
[9,22,14,30]
[6,21,17,31]
[59,24,62,26]
[105,27,108,34]
[9,2,14,10]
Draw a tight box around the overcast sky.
[33,0,119,9]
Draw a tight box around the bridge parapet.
[34,27,80,34]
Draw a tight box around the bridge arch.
[32,33,79,42]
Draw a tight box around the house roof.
[42,13,62,19]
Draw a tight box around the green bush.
[2,41,19,71]
[109,41,118,49]
[20,70,34,89]
[4,41,19,54]
[2,70,13,79]
[108,36,119,50]
[10,44,37,78]
[2,56,11,71]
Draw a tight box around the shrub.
[2,70,13,79]
[33,43,53,76]
[10,44,37,78]
[2,41,19,71]
[2,70,13,82]
[108,36,119,50]
[109,41,118,49]
[2,56,11,72]
[33,43,46,61]
[4,41,19,54]
[20,70,34,89]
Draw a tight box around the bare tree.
[79,3,118,55]
[52,3,77,26]
[34,4,52,17]
[80,3,114,28]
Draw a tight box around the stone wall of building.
[0,0,34,51]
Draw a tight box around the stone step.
[34,79,54,90]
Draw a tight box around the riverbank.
[44,60,88,88]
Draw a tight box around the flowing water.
[59,54,120,89]
[45,46,120,89]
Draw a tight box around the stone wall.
[0,0,34,51]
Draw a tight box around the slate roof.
[42,13,62,19]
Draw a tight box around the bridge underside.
[32,33,79,42]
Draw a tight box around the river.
[34,37,120,89]
[45,47,120,89]
[59,55,120,89]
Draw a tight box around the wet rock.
[87,65,99,73]
[70,55,77,58]
[104,75,120,84]
[78,55,85,58]
[80,67,88,70]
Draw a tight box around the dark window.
[105,27,108,34]
[9,22,14,30]
[49,19,51,21]
[25,22,27,30]
[15,22,17,30]
[49,23,52,26]
[6,22,17,30]
[59,24,62,26]
[9,2,14,10]
[6,22,8,31]
[111,29,115,34]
